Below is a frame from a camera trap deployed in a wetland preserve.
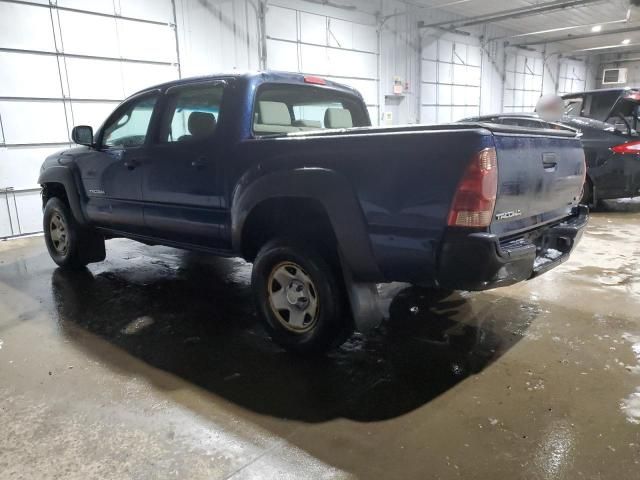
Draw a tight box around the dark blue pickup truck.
[38,71,588,353]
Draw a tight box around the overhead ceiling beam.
[488,15,630,42]
[419,0,604,29]
[510,25,640,46]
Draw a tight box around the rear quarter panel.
[234,127,493,283]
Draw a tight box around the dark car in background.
[463,88,640,205]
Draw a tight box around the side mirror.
[71,125,93,146]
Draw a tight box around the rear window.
[253,84,369,136]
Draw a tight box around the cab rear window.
[253,84,369,136]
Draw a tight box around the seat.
[178,111,217,141]
[324,108,353,128]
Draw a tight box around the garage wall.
[0,0,180,238]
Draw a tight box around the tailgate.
[489,127,585,237]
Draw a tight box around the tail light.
[611,140,640,155]
[447,147,498,228]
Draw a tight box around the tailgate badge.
[495,209,522,220]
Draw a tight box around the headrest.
[324,108,353,128]
[188,111,217,138]
[259,101,291,126]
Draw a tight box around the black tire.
[252,238,351,355]
[43,197,106,269]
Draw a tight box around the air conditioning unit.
[602,68,628,85]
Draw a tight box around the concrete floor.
[1,202,639,480]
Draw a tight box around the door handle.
[542,153,558,172]
[191,157,206,169]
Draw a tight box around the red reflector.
[304,75,326,85]
[448,147,498,228]
[611,140,640,155]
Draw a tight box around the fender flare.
[231,168,383,282]
[38,165,88,225]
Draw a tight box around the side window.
[162,84,224,143]
[103,95,157,148]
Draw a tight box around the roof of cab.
[134,70,363,99]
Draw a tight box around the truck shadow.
[50,252,535,423]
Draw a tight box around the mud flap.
[340,254,384,333]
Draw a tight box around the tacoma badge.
[495,209,522,220]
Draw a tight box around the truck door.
[79,92,159,232]
[142,81,228,248]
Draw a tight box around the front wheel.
[251,239,351,354]
[43,197,105,269]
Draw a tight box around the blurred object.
[536,94,564,122]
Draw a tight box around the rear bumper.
[435,205,589,291]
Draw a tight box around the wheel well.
[41,182,69,207]
[241,198,338,262]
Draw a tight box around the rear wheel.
[43,197,105,269]
[252,238,351,354]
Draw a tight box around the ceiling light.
[622,39,631,45]
[591,25,602,32]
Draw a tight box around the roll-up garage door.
[502,51,543,113]
[264,3,380,125]
[420,35,482,124]
[0,0,180,238]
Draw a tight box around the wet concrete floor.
[1,201,639,479]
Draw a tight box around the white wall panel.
[0,3,56,52]
[57,0,115,15]
[352,23,377,53]
[13,191,42,233]
[300,44,327,74]
[121,63,179,96]
[64,58,125,100]
[117,20,176,62]
[0,102,68,144]
[0,52,61,98]
[58,11,120,58]
[328,18,353,50]
[266,39,298,71]
[300,12,326,45]
[0,146,64,190]
[328,49,376,79]
[70,102,118,132]
[266,5,297,41]
[119,0,174,23]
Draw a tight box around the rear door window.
[253,84,370,136]
[160,83,224,143]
